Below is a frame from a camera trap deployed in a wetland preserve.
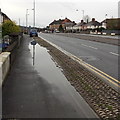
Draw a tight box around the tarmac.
[2,35,99,118]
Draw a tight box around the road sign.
[31,40,37,45]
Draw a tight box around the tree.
[58,24,64,32]
[83,15,91,23]
[2,20,21,37]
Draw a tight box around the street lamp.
[26,9,29,28]
[26,0,35,29]
[82,10,84,20]
[32,0,35,28]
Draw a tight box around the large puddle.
[28,41,99,118]
[29,42,66,86]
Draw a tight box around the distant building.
[49,18,75,31]
[72,20,86,32]
[101,18,120,30]
[84,18,102,30]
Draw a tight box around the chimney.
[92,18,95,22]
[81,20,84,23]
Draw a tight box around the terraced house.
[101,18,120,30]
[83,18,102,30]
[49,18,75,31]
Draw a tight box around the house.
[101,18,120,30]
[1,11,11,23]
[49,18,75,32]
[72,20,86,32]
[49,19,64,31]
[84,18,102,30]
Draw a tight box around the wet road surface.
[38,33,119,81]
[2,35,99,118]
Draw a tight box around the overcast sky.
[0,0,119,28]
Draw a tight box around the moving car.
[30,29,38,37]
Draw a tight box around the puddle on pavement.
[28,41,99,118]
[29,42,69,87]
[28,41,78,101]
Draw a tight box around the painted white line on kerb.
[81,44,98,50]
[109,52,119,56]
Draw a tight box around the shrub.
[2,20,21,37]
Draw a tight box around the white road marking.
[81,44,98,50]
[88,45,98,50]
[109,52,119,56]
[81,44,87,47]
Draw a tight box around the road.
[75,33,119,39]
[3,35,99,118]
[39,33,119,87]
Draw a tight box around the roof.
[62,18,72,24]
[1,12,11,21]
[84,21,101,26]
[101,18,120,23]
[75,21,86,27]
[49,19,64,25]
[49,18,74,25]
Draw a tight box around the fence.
[3,33,23,66]
[102,30,120,35]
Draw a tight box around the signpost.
[31,40,37,65]
[0,9,2,53]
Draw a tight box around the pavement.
[2,35,99,118]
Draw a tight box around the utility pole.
[82,10,84,20]
[19,18,20,26]
[26,9,28,28]
[33,0,35,28]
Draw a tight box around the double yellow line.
[72,55,120,88]
[39,36,119,89]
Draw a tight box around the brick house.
[49,18,75,31]
[84,18,102,30]
[72,20,86,32]
[101,18,120,30]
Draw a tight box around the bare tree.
[83,15,91,23]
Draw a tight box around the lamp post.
[82,10,84,20]
[32,0,35,28]
[19,18,20,26]
[26,9,29,28]
[105,14,107,29]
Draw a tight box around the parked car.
[55,30,60,33]
[30,29,38,37]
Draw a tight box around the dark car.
[30,29,38,37]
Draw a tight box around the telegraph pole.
[19,18,20,26]
[82,10,84,20]
[33,0,35,28]
[26,9,28,28]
